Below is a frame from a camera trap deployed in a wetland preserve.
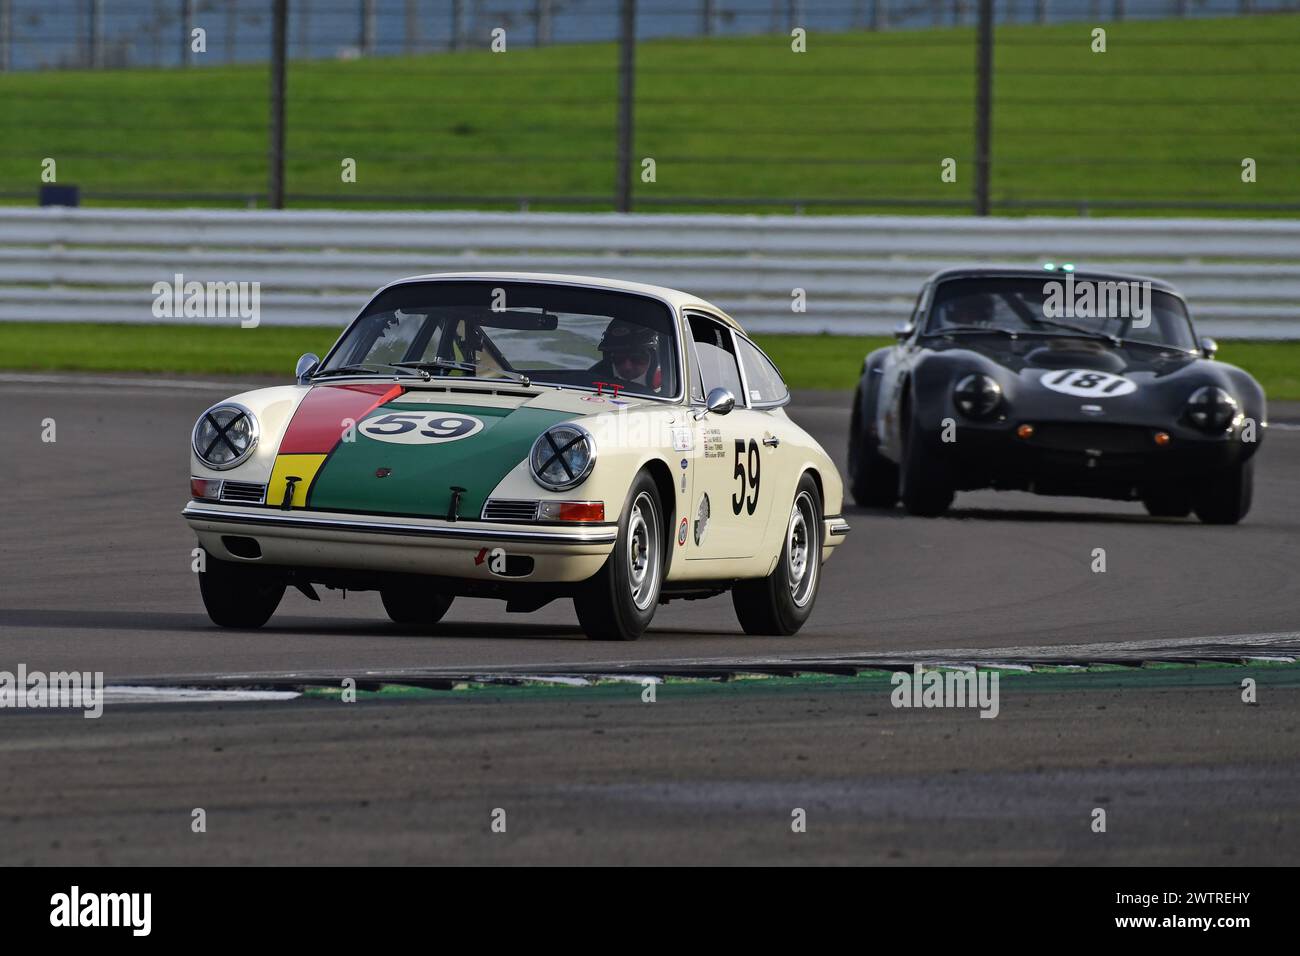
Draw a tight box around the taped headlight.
[529,423,596,491]
[1186,386,1238,433]
[954,373,1003,419]
[193,402,259,470]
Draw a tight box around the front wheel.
[1194,459,1254,525]
[732,474,823,636]
[381,586,454,629]
[198,554,285,628]
[848,389,899,508]
[574,472,665,641]
[898,405,954,517]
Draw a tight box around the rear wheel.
[1194,460,1253,525]
[574,472,664,641]
[381,586,454,629]
[848,389,899,508]
[198,554,285,629]
[732,474,822,636]
[898,403,954,517]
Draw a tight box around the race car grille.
[1030,423,1155,454]
[219,480,268,504]
[481,498,540,522]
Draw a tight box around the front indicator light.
[191,477,222,500]
[539,500,605,522]
[1154,431,1171,446]
[1016,424,1034,439]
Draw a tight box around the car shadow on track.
[844,503,1212,526]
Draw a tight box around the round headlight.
[954,373,1003,419]
[193,402,259,470]
[1186,386,1238,432]
[530,423,596,491]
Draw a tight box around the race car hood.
[916,337,1267,427]
[256,381,645,518]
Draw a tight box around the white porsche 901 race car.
[183,273,850,641]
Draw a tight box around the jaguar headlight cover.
[954,373,1003,419]
[193,402,259,470]
[530,423,596,491]
[1186,385,1238,432]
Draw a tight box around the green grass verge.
[1,323,1297,399]
[1,15,1297,212]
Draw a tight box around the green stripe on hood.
[307,402,576,518]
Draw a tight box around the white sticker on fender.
[359,412,485,444]
[1039,369,1137,398]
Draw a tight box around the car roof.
[924,265,1182,297]
[381,272,744,331]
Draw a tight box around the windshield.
[320,281,680,399]
[925,277,1198,351]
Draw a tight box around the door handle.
[762,435,780,448]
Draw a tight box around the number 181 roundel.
[1040,369,1137,398]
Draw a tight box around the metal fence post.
[615,0,636,212]
[180,0,192,66]
[88,0,103,68]
[974,0,993,216]
[0,0,11,72]
[226,0,237,63]
[269,0,288,209]
[360,0,376,55]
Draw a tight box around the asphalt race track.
[1,373,1298,864]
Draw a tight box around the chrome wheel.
[626,491,660,611]
[786,490,818,608]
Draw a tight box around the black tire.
[898,401,954,517]
[1142,488,1193,518]
[381,586,454,628]
[1194,459,1254,525]
[732,473,823,636]
[198,554,285,629]
[574,471,665,641]
[848,388,899,508]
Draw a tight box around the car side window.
[735,336,788,406]
[688,314,744,404]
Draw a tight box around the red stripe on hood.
[278,383,404,454]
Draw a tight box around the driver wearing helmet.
[590,318,660,392]
[948,292,997,328]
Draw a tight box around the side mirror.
[894,323,915,341]
[694,387,735,420]
[296,352,320,384]
[1199,336,1218,360]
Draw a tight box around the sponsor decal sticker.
[671,427,693,451]
[677,517,688,546]
[703,427,725,459]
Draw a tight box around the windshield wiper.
[311,363,424,379]
[1029,317,1119,345]
[393,359,476,375]
[393,360,533,388]
[926,325,1021,338]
